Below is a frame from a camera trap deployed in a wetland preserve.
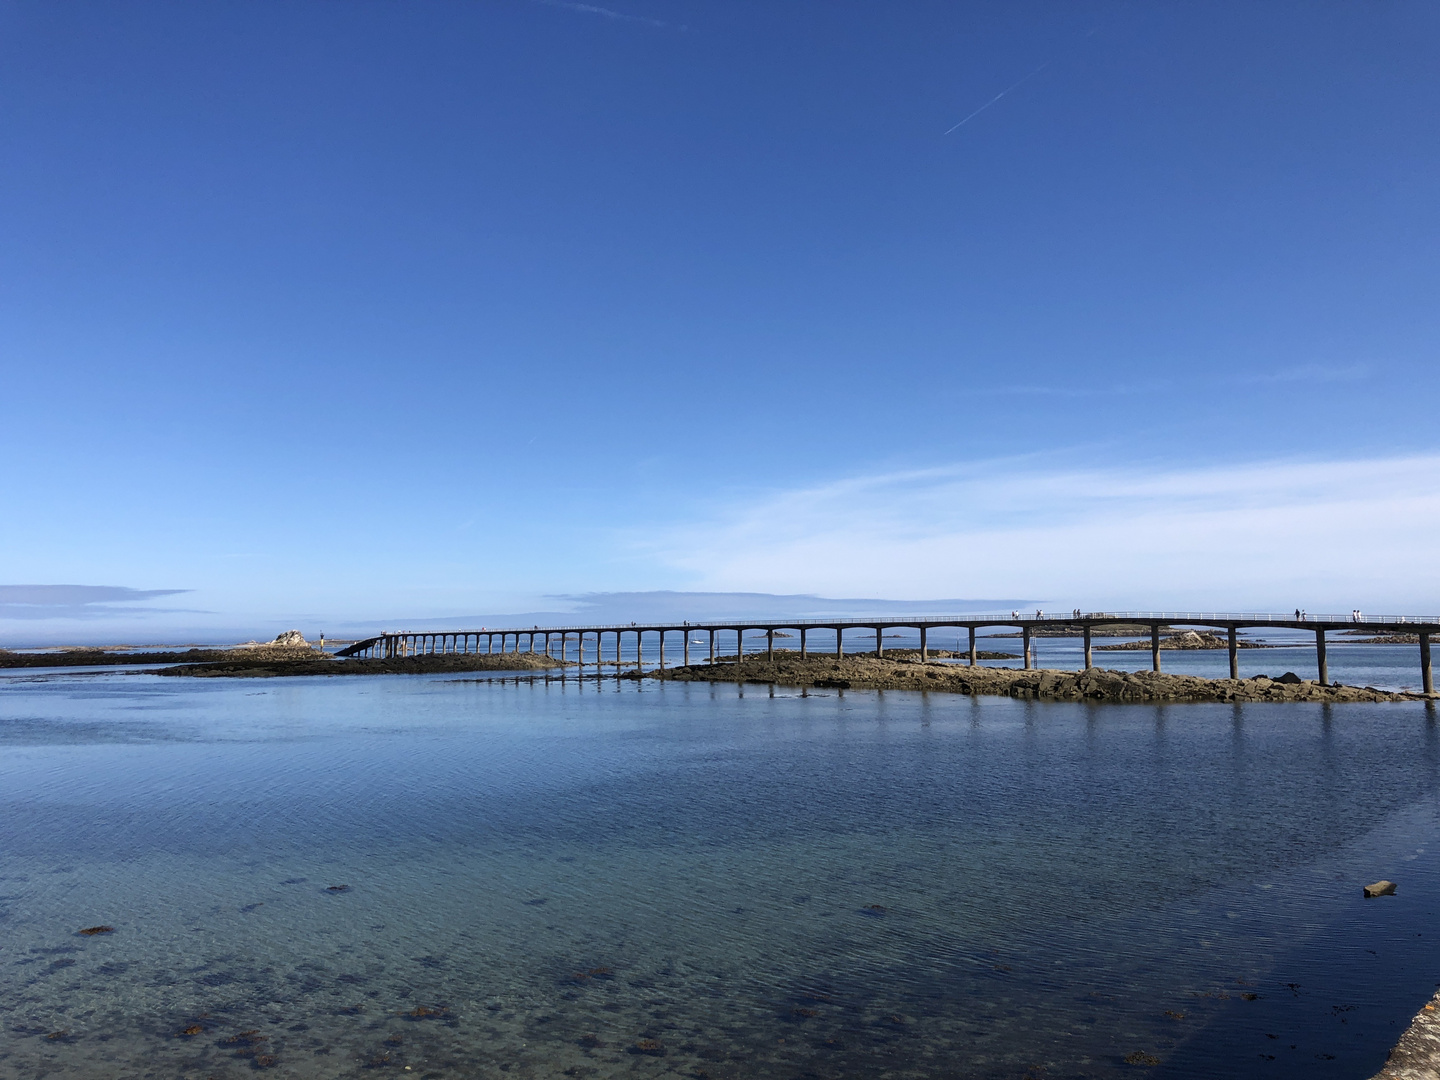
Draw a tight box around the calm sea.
[2,667,1438,1079]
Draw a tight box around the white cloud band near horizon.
[640,453,1440,613]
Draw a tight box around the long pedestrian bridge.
[337,611,1438,694]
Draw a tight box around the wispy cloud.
[527,0,669,28]
[0,584,201,620]
[636,454,1440,610]
[1233,363,1370,387]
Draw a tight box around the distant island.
[1096,630,1273,651]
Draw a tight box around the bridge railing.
[378,611,1440,636]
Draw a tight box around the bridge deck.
[337,612,1437,695]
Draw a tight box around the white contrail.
[528,0,667,27]
[944,63,1049,134]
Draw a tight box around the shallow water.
[2,671,1438,1079]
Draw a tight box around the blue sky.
[2,1,1438,641]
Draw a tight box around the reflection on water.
[1,671,1438,1079]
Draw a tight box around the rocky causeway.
[628,653,1424,703]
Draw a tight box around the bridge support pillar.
[968,627,976,666]
[659,630,666,672]
[1316,629,1328,686]
[636,630,643,669]
[1151,625,1161,672]
[736,628,743,661]
[579,634,585,669]
[684,631,690,667]
[836,627,843,658]
[800,628,807,658]
[876,626,884,657]
[1228,627,1238,679]
[1023,626,1032,669]
[1423,632,1434,696]
[1083,626,1093,669]
[920,626,927,662]
[709,629,715,664]
[767,629,774,661]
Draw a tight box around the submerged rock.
[1364,880,1398,898]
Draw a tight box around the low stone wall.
[153,652,564,678]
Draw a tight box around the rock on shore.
[632,654,1419,703]
[1096,630,1271,651]
[1371,989,1440,1078]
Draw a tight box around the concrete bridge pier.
[800,628,807,658]
[1151,625,1161,672]
[1083,626,1093,669]
[969,627,977,666]
[736,628,744,660]
[683,631,690,667]
[659,630,666,672]
[836,627,843,658]
[578,633,585,669]
[1422,632,1433,696]
[636,630,643,669]
[1022,627,1032,670]
[709,629,716,664]
[920,626,928,662]
[1316,629,1328,686]
[1228,627,1238,679]
[767,629,774,660]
